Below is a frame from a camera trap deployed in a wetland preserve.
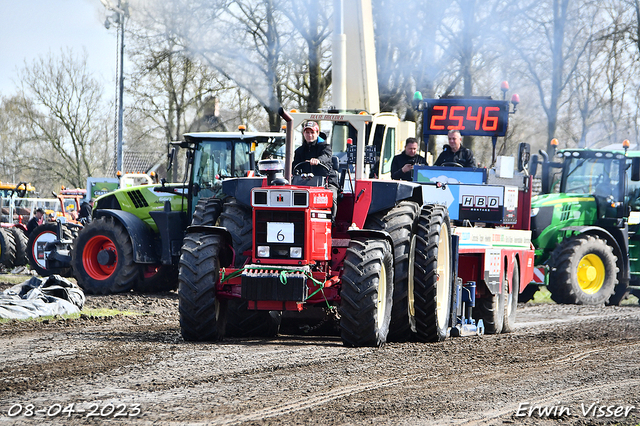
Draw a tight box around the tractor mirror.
[167,147,176,172]
[529,154,539,177]
[517,143,530,172]
[632,157,640,181]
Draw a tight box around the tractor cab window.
[380,127,396,175]
[562,156,622,201]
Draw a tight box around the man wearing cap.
[27,208,45,235]
[293,121,339,219]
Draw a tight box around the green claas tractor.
[528,143,640,305]
[68,131,285,294]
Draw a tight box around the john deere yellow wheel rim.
[577,254,605,294]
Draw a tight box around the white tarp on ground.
[0,275,85,319]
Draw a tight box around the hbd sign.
[461,195,500,209]
[458,186,504,223]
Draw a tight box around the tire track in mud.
[201,375,414,426]
[452,378,640,426]
[199,337,640,425]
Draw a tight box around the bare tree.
[126,15,231,147]
[14,49,112,190]
[280,0,332,112]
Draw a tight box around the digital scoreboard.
[422,98,510,137]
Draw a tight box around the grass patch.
[0,273,36,286]
[0,308,142,324]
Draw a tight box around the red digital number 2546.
[430,106,500,131]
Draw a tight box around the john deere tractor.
[69,131,285,294]
[529,143,640,305]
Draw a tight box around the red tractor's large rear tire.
[27,223,73,277]
[9,227,28,266]
[178,233,227,341]
[135,265,179,293]
[0,227,16,269]
[548,235,617,305]
[71,217,141,294]
[413,205,453,343]
[339,238,394,347]
[365,201,419,342]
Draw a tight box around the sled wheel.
[502,262,520,333]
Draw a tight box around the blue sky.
[0,0,117,97]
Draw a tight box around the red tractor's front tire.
[71,217,141,294]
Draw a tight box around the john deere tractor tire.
[178,233,227,341]
[225,300,281,338]
[27,223,73,276]
[71,217,141,295]
[0,228,17,269]
[192,197,223,226]
[413,204,453,343]
[135,265,179,293]
[606,281,629,306]
[219,198,252,266]
[365,201,419,342]
[548,235,617,305]
[502,262,520,333]
[339,237,394,347]
[9,227,28,266]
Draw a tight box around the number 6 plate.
[267,222,294,243]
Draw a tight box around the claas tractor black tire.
[9,227,28,266]
[219,198,252,267]
[518,283,539,303]
[339,237,394,347]
[502,262,520,333]
[413,204,453,342]
[135,265,179,293]
[548,235,617,305]
[0,227,16,269]
[192,197,223,226]
[27,223,73,276]
[365,201,419,342]
[71,217,141,295]
[225,300,281,338]
[178,233,228,341]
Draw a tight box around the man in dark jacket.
[434,129,477,167]
[390,137,426,181]
[293,121,339,218]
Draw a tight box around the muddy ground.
[1,278,640,426]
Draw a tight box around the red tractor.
[178,110,456,346]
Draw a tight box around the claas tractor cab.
[64,130,285,295]
[528,141,640,305]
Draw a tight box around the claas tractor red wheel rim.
[83,235,118,280]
